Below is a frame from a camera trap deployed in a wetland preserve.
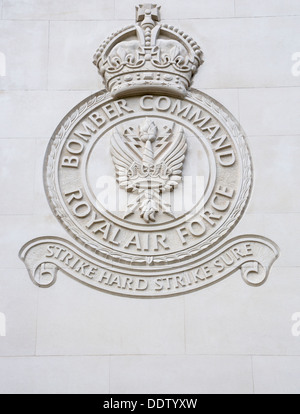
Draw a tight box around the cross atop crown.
[136,4,161,28]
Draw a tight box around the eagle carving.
[110,119,187,223]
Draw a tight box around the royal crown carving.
[93,4,203,98]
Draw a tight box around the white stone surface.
[0,139,36,215]
[0,269,38,356]
[33,138,52,215]
[0,356,109,394]
[0,21,48,90]
[239,87,300,136]
[0,0,299,394]
[247,136,300,214]
[0,214,67,269]
[176,17,300,89]
[235,0,300,17]
[0,91,92,138]
[35,274,185,356]
[264,213,300,267]
[48,21,121,91]
[110,355,253,394]
[115,0,235,20]
[185,267,300,356]
[201,88,240,120]
[2,0,115,20]
[253,357,300,394]
[228,213,300,268]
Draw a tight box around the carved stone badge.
[20,4,279,297]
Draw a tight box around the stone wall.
[0,0,300,394]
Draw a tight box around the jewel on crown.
[93,4,203,99]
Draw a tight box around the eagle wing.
[110,128,141,192]
[156,127,187,192]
